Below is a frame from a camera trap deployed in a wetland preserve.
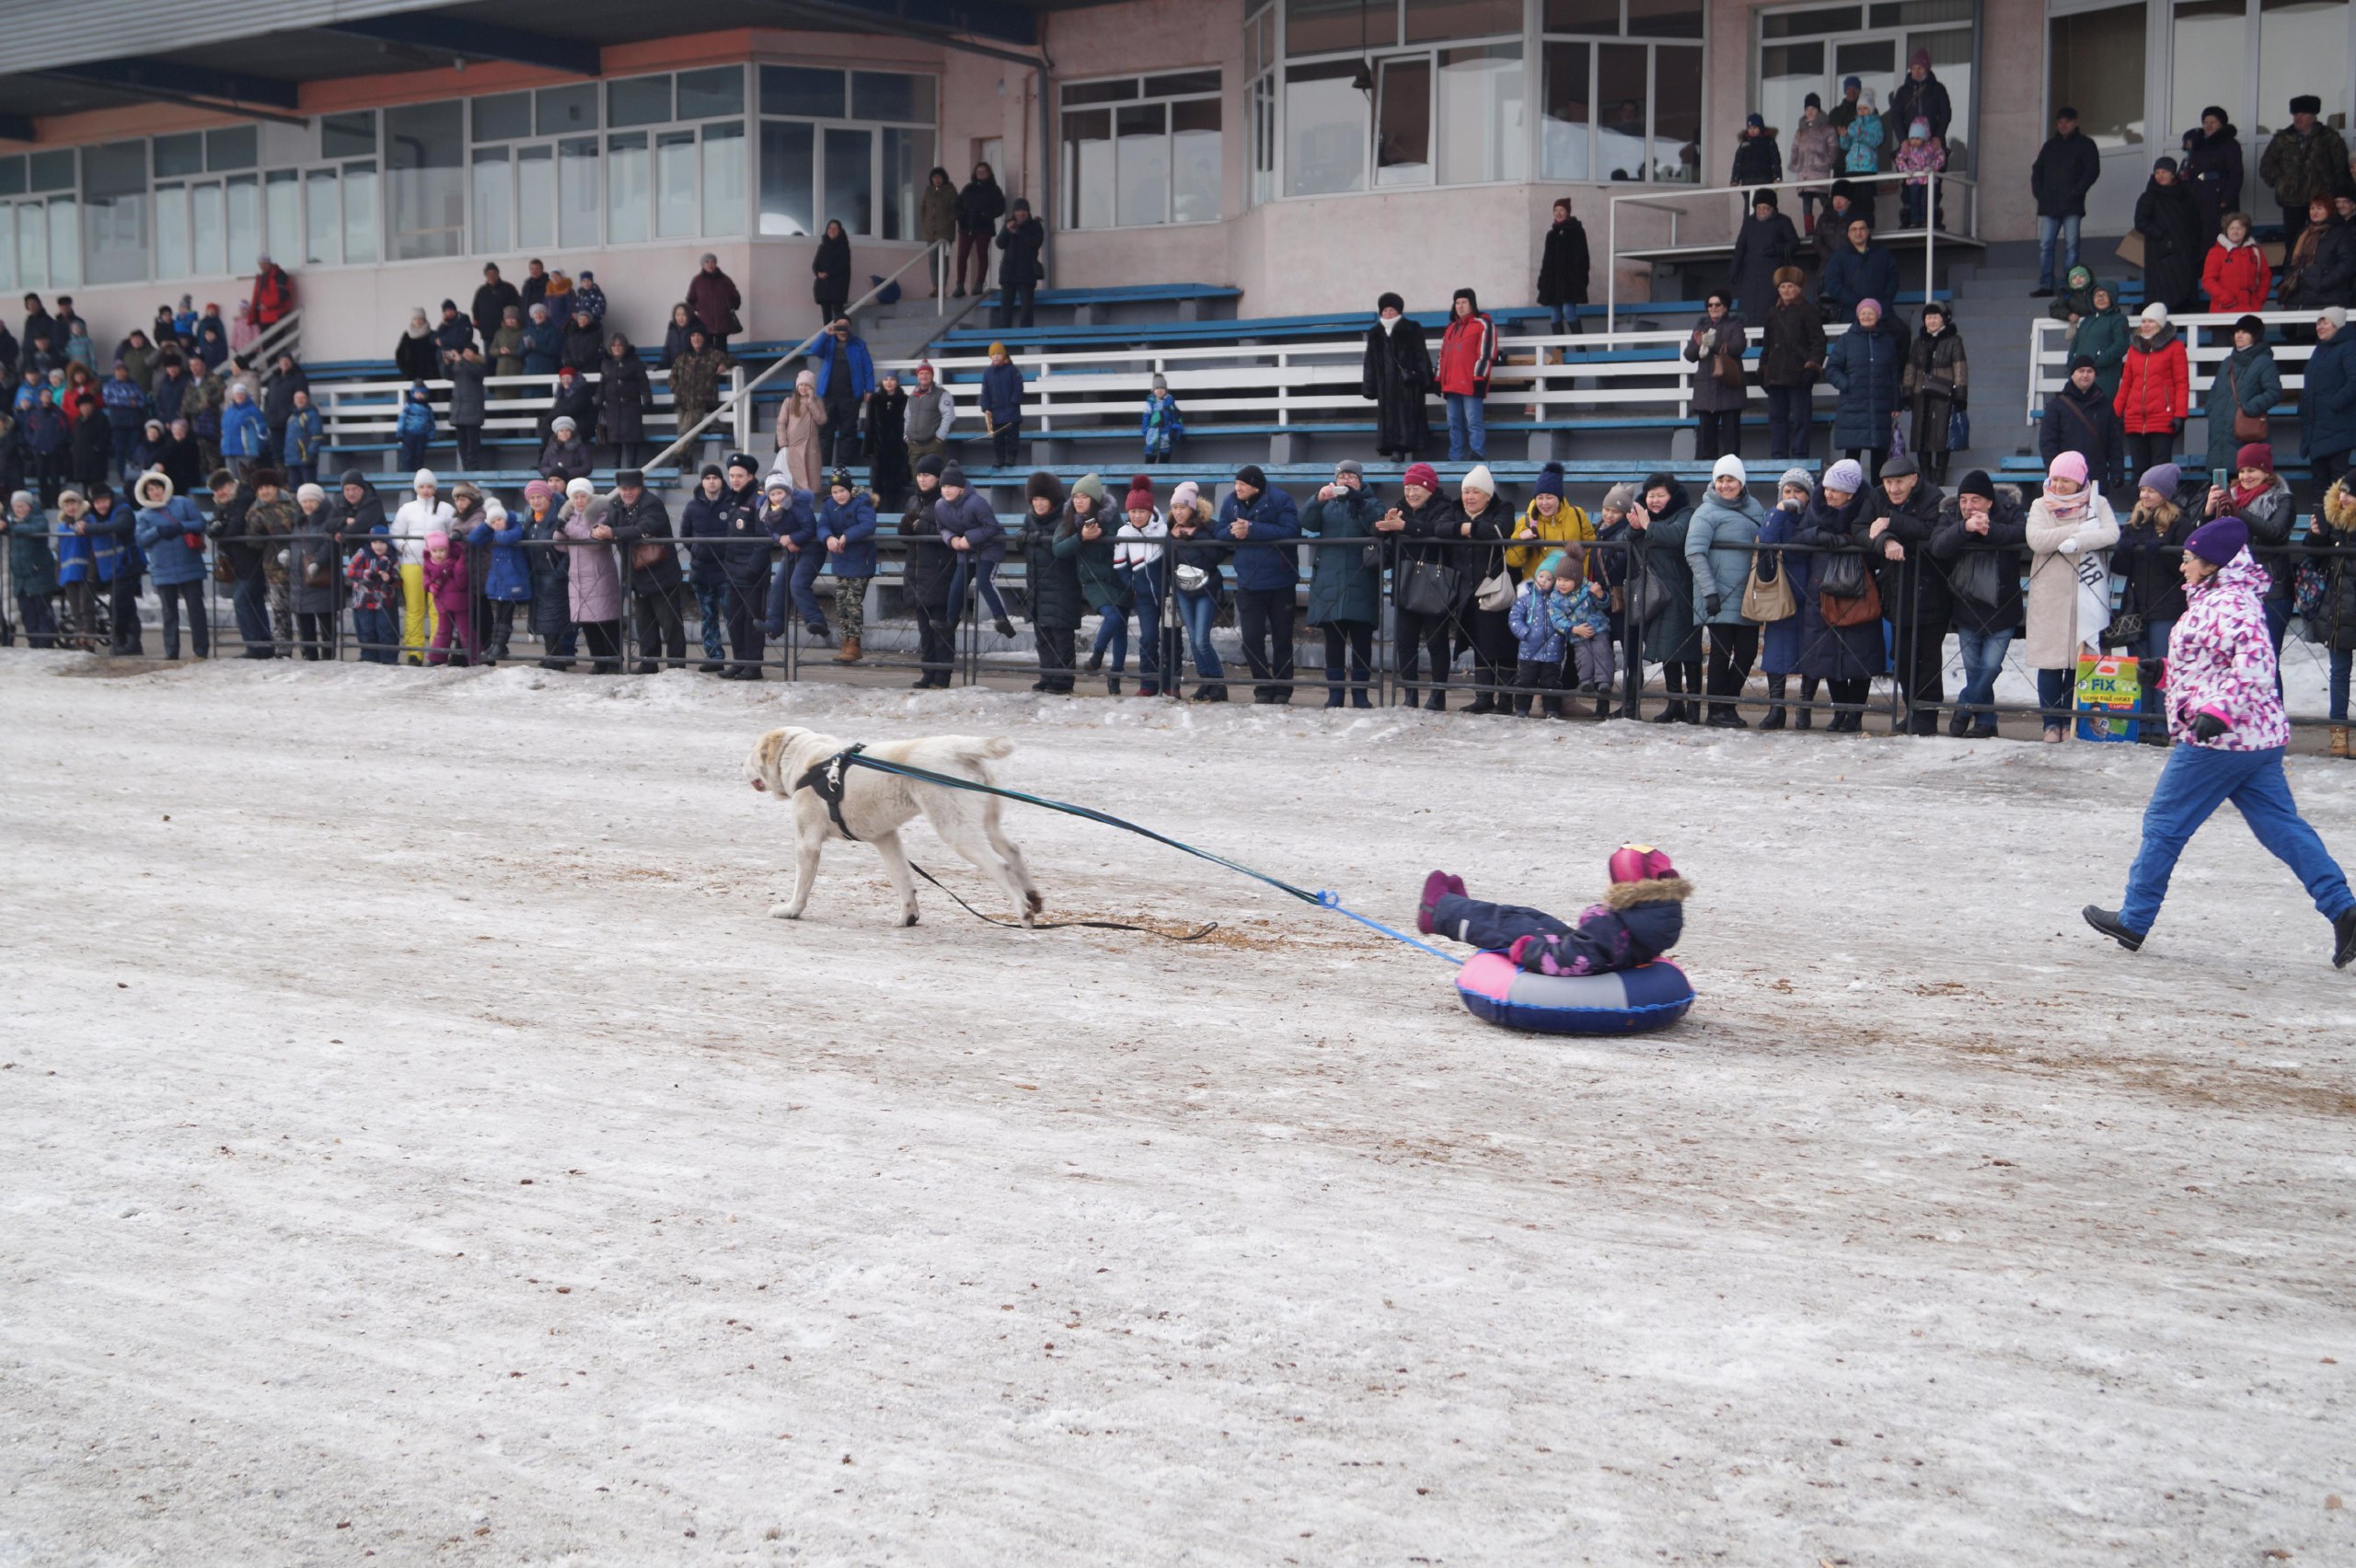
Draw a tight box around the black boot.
[1194,684,1229,702]
[1086,648,1104,673]
[1424,690,1447,713]
[2083,905,2145,952]
[1107,674,1122,696]
[2336,906,2356,969]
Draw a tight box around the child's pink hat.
[1609,844,1678,884]
[425,530,449,550]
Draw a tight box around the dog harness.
[792,743,867,840]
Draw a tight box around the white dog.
[745,726,1042,927]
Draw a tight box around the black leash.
[790,744,1218,942]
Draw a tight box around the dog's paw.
[1025,889,1044,916]
[900,910,919,928]
[768,902,803,920]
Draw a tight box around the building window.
[1544,2,1703,183]
[0,152,78,292]
[1060,72,1223,228]
[153,125,260,281]
[1279,0,1532,194]
[2048,4,2146,150]
[82,140,149,285]
[1751,0,1975,175]
[757,65,937,239]
[386,99,465,261]
[1245,3,1277,206]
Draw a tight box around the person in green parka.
[1627,471,1702,723]
[1299,457,1383,709]
[1054,472,1135,695]
[2204,313,2283,480]
[2075,280,2131,401]
[4,488,62,647]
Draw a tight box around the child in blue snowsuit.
[1416,846,1690,975]
[1507,559,1567,716]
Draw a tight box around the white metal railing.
[313,365,738,452]
[1607,168,1977,335]
[2024,308,2316,424]
[250,308,303,379]
[879,320,1865,436]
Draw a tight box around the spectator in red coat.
[250,256,294,329]
[1437,287,1496,463]
[2201,213,2272,313]
[2114,302,2190,479]
[686,253,743,351]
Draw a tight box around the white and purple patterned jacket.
[2166,548,2291,751]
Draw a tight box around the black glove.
[1953,390,1968,411]
[2193,712,2227,743]
[1704,594,1723,618]
[2170,418,2186,436]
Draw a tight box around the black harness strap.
[791,743,868,841]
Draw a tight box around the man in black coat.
[713,453,772,678]
[1865,454,1949,734]
[471,264,522,344]
[1537,197,1590,335]
[993,199,1045,332]
[2031,109,2101,295]
[433,300,473,357]
[605,468,684,674]
[1361,293,1435,458]
[1929,470,2028,736]
[204,469,274,659]
[262,352,307,466]
[2041,354,2125,494]
[1889,50,1951,145]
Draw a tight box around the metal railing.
[1608,168,1977,335]
[2025,306,2319,425]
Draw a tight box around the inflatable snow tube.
[1453,951,1693,1035]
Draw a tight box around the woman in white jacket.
[1113,473,1170,698]
[2024,450,2120,741]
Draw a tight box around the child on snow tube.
[1417,846,1691,975]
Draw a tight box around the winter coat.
[2133,177,2204,314]
[2203,341,2281,478]
[1888,72,1951,145]
[1731,132,1783,189]
[774,394,826,493]
[2307,480,2356,651]
[3,503,56,595]
[346,547,400,613]
[817,492,879,577]
[1384,490,1464,601]
[1682,314,1749,415]
[1053,507,1127,613]
[134,493,210,586]
[596,354,653,445]
[933,487,1004,567]
[470,513,532,603]
[538,437,593,485]
[183,374,225,441]
[668,346,736,421]
[1023,504,1087,631]
[814,233,857,306]
[1437,305,1497,398]
[281,503,344,611]
[397,396,435,442]
[1867,477,1949,630]
[1841,110,1883,175]
[2227,475,2299,602]
[1904,319,1967,455]
[1788,486,1887,678]
[2181,125,2245,240]
[1216,484,1302,592]
[715,480,774,590]
[2165,548,2291,750]
[423,548,472,613]
[222,395,265,459]
[1630,500,1702,664]
[955,177,1006,237]
[1299,485,1382,627]
[2114,496,2196,626]
[2201,235,2270,314]
[433,314,474,358]
[150,368,189,425]
[1819,239,1899,319]
[1789,117,1841,185]
[1753,503,1812,674]
[547,374,596,439]
[687,269,744,340]
[919,181,959,247]
[679,489,727,590]
[1729,211,1801,318]
[2304,218,2356,310]
[521,320,562,377]
[282,406,324,468]
[557,502,622,623]
[606,490,680,594]
[2114,327,2189,436]
[101,376,146,431]
[445,357,487,426]
[2302,330,2356,461]
[554,322,599,376]
[2032,131,2101,219]
[468,280,518,343]
[1823,313,1905,451]
[489,325,525,379]
[329,482,386,557]
[1509,582,1566,663]
[1537,217,1590,308]
[1514,877,1691,978]
[395,329,438,383]
[994,219,1045,288]
[978,361,1023,428]
[1141,392,1184,458]
[2282,213,2333,305]
[1361,317,1435,455]
[1684,488,1765,627]
[897,489,953,609]
[520,506,570,636]
[1929,490,2029,637]
[2075,301,2131,400]
[2258,122,2351,210]
[1504,500,1595,581]
[83,499,144,585]
[813,336,878,404]
[2041,380,2125,486]
[660,317,696,370]
[1758,294,1827,389]
[247,495,301,586]
[2023,489,2121,669]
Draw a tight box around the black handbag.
[1636,559,1681,625]
[1816,545,1869,601]
[1949,546,2004,608]
[1398,559,1460,617]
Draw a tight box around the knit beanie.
[2234,314,2267,340]
[1169,479,1201,514]
[2068,353,2096,373]
[340,468,367,489]
[483,497,507,524]
[1531,461,1565,499]
[413,467,437,490]
[1600,482,1636,513]
[565,477,594,498]
[1234,463,1267,490]
[2324,306,2350,331]
[1778,466,1813,495]
[9,489,33,512]
[1461,463,1496,495]
[1822,458,1865,493]
[2186,516,2247,566]
[699,464,722,482]
[914,453,946,478]
[1537,551,1564,577]
[1957,469,1997,502]
[2236,442,2274,473]
[1071,472,1106,504]
[296,482,325,505]
[938,461,966,489]
[1710,453,1746,486]
[1403,462,1440,491]
[2140,302,2169,327]
[1026,469,1064,504]
[525,479,553,503]
[425,531,449,551]
[2048,451,2088,486]
[1124,474,1154,513]
[2137,462,2181,497]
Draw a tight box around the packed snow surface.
[3,650,2352,1566]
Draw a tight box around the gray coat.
[1684,489,1766,626]
[1682,314,1750,415]
[288,502,343,616]
[446,356,487,426]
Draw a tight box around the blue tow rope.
[834,751,1462,965]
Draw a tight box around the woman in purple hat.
[2085,513,2356,966]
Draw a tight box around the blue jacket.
[1820,241,1900,318]
[818,492,880,576]
[54,509,94,584]
[1214,484,1301,591]
[222,397,266,458]
[1823,317,1906,451]
[933,488,1005,565]
[1141,392,1184,457]
[681,488,730,588]
[282,405,324,467]
[1552,581,1611,639]
[522,319,562,376]
[102,376,147,430]
[811,335,877,401]
[87,499,142,583]
[397,394,435,438]
[1508,582,1566,662]
[2302,331,2356,459]
[768,488,819,554]
[978,362,1024,426]
[1516,883,1688,975]
[134,494,211,586]
[469,515,533,601]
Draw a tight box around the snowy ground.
[3,650,2352,1567]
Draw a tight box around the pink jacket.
[2166,548,2291,750]
[423,550,472,612]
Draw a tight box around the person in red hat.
[1415,847,1692,975]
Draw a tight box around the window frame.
[1058,69,1226,229]
[756,63,942,242]
[1543,5,1706,186]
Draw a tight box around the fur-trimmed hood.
[1605,875,1692,910]
[2325,478,2356,531]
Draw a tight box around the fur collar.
[1605,875,1692,910]
[2327,479,2356,531]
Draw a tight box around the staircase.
[1939,236,2125,476]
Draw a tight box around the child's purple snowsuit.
[1435,875,1692,974]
